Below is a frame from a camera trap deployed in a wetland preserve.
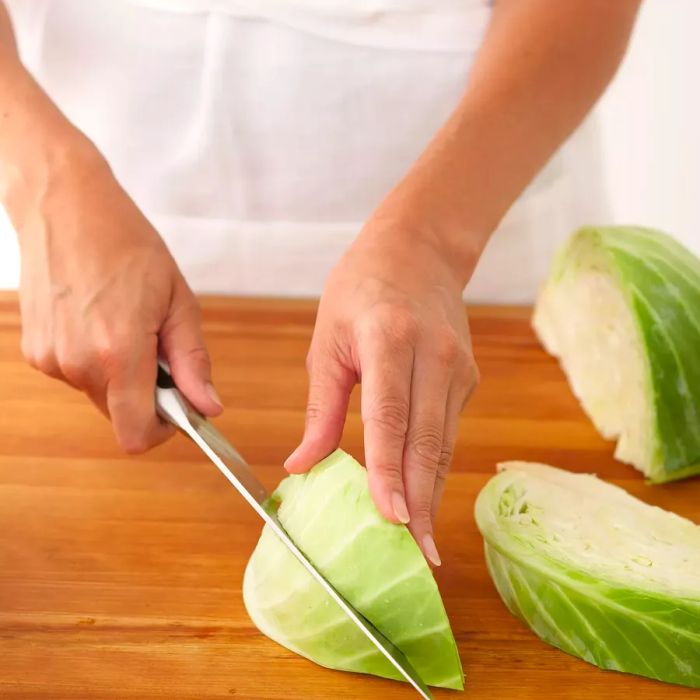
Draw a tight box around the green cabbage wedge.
[475,461,700,688]
[243,449,463,690]
[533,226,700,482]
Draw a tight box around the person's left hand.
[284,219,479,566]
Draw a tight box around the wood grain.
[0,292,697,699]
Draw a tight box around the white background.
[596,0,698,255]
[0,0,697,290]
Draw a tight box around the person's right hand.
[13,149,223,452]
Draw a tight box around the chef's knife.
[154,363,433,699]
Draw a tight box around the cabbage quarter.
[534,226,700,482]
[476,462,700,688]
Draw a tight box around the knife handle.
[155,360,198,434]
[156,362,176,390]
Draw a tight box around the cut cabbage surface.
[533,226,700,482]
[243,449,463,690]
[475,461,700,688]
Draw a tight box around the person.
[0,1,640,565]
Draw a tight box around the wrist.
[0,53,105,235]
[366,201,487,291]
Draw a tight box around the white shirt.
[1,0,608,301]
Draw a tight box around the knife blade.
[154,363,433,699]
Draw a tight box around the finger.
[25,348,62,381]
[431,363,479,520]
[53,322,112,411]
[85,386,110,419]
[285,343,355,473]
[18,284,66,383]
[159,280,222,417]
[106,334,176,453]
[429,386,461,522]
[360,329,414,525]
[403,341,455,567]
[21,318,61,381]
[78,363,110,418]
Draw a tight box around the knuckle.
[57,357,86,386]
[363,305,419,347]
[433,327,461,366]
[20,338,54,376]
[33,350,60,378]
[95,339,129,374]
[372,460,403,484]
[410,499,433,522]
[304,397,325,424]
[306,332,347,380]
[384,311,419,346]
[436,445,453,477]
[408,425,443,465]
[23,351,39,371]
[365,396,410,438]
[56,347,91,386]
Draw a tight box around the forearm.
[373,0,641,285]
[0,5,98,235]
[0,2,16,54]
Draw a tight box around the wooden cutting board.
[0,293,697,700]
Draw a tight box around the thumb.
[285,348,355,474]
[159,282,222,417]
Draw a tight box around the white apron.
[0,0,609,302]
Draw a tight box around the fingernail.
[422,534,441,567]
[392,491,410,524]
[206,382,223,409]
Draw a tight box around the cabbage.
[475,461,700,688]
[243,449,463,690]
[533,226,700,482]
